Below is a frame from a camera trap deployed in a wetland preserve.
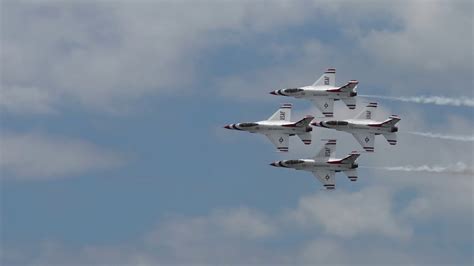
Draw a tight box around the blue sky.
[1,1,473,265]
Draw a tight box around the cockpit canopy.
[239,122,258,128]
[284,88,303,93]
[285,160,304,165]
[325,120,349,126]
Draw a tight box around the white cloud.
[145,207,278,263]
[2,1,471,113]
[286,186,412,239]
[147,207,276,245]
[5,185,471,265]
[1,1,472,265]
[0,86,59,115]
[1,1,311,113]
[360,1,473,72]
[0,132,122,180]
[287,97,474,236]
[214,1,473,102]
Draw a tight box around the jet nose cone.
[270,91,277,95]
[224,125,231,129]
[270,162,277,167]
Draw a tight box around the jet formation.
[224,68,400,190]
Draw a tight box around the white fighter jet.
[224,103,314,152]
[269,68,358,117]
[311,102,400,152]
[270,139,360,190]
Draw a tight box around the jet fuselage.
[271,159,358,172]
[314,119,398,135]
[225,120,312,135]
[271,86,357,100]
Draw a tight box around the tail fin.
[268,103,292,121]
[355,102,377,120]
[313,139,336,161]
[293,115,314,127]
[340,152,360,164]
[312,68,336,87]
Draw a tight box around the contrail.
[364,162,474,176]
[359,95,474,107]
[404,131,474,142]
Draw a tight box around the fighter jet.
[224,103,314,152]
[270,139,360,190]
[311,102,400,152]
[269,68,358,117]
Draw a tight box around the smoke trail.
[405,131,474,142]
[360,95,474,107]
[365,162,474,176]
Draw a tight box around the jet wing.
[343,169,358,182]
[312,170,335,190]
[311,98,334,117]
[341,97,356,110]
[264,133,289,152]
[352,132,375,152]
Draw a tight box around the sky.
[1,0,473,265]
